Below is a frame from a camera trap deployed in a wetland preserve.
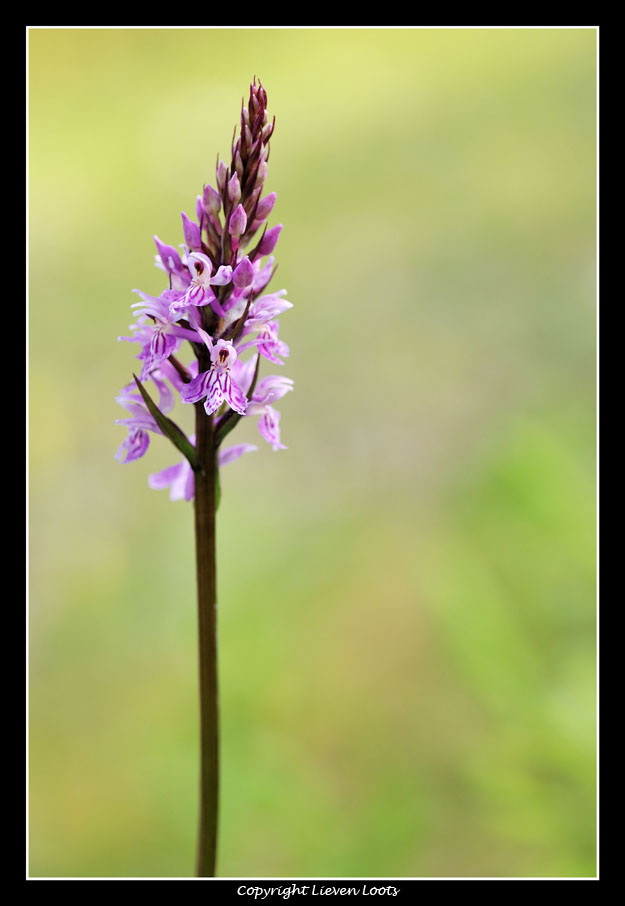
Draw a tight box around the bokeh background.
[29,28,596,878]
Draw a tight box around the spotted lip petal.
[182,283,215,309]
[221,372,248,415]
[180,371,212,405]
[140,329,179,380]
[190,368,247,417]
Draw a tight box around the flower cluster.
[115,79,293,499]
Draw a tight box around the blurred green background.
[29,28,596,878]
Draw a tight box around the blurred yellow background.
[28,28,596,878]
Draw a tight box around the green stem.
[193,401,219,878]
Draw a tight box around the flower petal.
[221,372,248,415]
[258,405,286,451]
[115,428,151,463]
[148,462,185,490]
[180,370,211,404]
[209,265,233,286]
[203,369,225,415]
[218,444,258,466]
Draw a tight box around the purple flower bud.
[228,204,247,240]
[203,184,221,218]
[234,150,244,180]
[262,115,275,142]
[246,185,262,218]
[181,212,202,250]
[243,124,253,153]
[227,172,241,206]
[255,192,277,223]
[216,158,228,193]
[258,224,282,256]
[255,161,268,188]
[249,137,261,161]
[232,256,254,289]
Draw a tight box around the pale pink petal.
[221,372,248,415]
[218,444,258,466]
[203,369,225,415]
[149,463,185,490]
[258,405,286,451]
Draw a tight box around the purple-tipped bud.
[243,124,253,153]
[181,212,202,250]
[255,161,268,188]
[203,184,221,217]
[228,204,248,239]
[154,235,183,274]
[255,192,277,223]
[228,172,241,206]
[246,185,262,216]
[234,150,244,180]
[262,117,275,142]
[258,224,282,256]
[216,158,228,193]
[232,256,254,289]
